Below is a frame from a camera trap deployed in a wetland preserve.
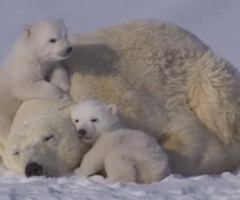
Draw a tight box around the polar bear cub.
[0,19,72,146]
[69,99,170,183]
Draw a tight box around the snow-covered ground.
[0,165,240,200]
[0,0,240,199]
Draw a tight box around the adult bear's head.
[2,100,89,177]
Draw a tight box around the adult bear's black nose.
[25,162,43,177]
[78,129,87,137]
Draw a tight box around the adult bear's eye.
[75,119,79,123]
[43,135,54,142]
[13,151,20,156]
[91,118,98,122]
[49,38,57,43]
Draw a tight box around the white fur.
[63,20,240,175]
[0,19,72,146]
[70,99,170,183]
[4,20,240,177]
[2,100,89,177]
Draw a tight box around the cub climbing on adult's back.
[0,19,72,146]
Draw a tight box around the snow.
[1,165,240,200]
[0,0,240,199]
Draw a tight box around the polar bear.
[62,19,240,175]
[0,19,72,147]
[1,99,89,177]
[2,20,240,177]
[68,99,170,183]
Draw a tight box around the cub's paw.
[74,168,91,177]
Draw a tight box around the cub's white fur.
[69,99,170,183]
[0,19,72,145]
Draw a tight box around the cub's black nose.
[66,47,73,55]
[78,129,87,137]
[25,162,43,177]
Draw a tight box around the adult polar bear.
[3,19,240,176]
[63,19,240,176]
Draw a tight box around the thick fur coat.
[0,19,72,147]
[62,20,240,175]
[69,99,170,183]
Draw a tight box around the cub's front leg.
[74,145,106,177]
[49,64,70,94]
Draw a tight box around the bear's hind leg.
[162,109,226,175]
[105,151,136,183]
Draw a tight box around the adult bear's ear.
[108,103,117,114]
[23,25,32,38]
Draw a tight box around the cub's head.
[23,19,73,62]
[69,99,119,144]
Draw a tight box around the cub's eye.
[91,118,98,122]
[13,151,20,156]
[43,135,54,142]
[75,119,79,123]
[49,38,57,43]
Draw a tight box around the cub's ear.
[23,25,32,38]
[108,103,117,114]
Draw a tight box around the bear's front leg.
[74,147,105,177]
[49,64,70,94]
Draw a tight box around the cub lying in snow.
[69,99,170,183]
[0,19,72,146]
